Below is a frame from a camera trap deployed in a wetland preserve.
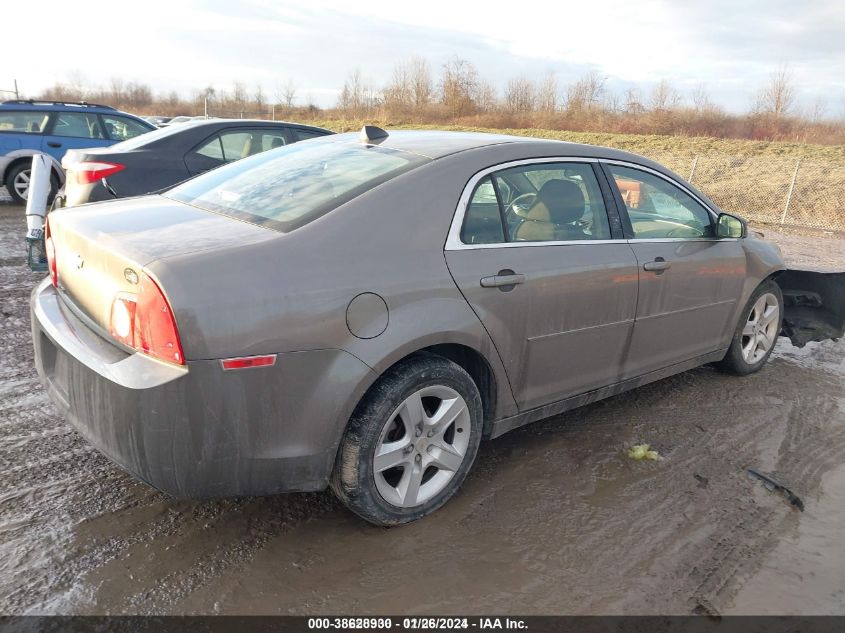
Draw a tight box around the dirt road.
[1,200,843,615]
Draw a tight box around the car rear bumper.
[31,278,375,498]
[63,180,110,207]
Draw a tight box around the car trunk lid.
[48,195,278,334]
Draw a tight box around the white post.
[688,155,699,183]
[25,154,51,238]
[780,159,801,225]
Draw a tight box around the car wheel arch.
[343,339,511,439]
[4,154,65,187]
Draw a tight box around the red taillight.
[73,161,125,185]
[45,218,57,287]
[108,272,184,365]
[221,355,277,370]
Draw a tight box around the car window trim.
[446,156,627,251]
[598,159,724,241]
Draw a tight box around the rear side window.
[0,110,50,133]
[194,129,289,164]
[460,162,612,244]
[262,132,287,150]
[294,129,327,141]
[101,115,150,141]
[51,113,105,139]
[166,140,429,232]
[461,177,505,244]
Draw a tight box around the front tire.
[717,279,783,375]
[331,353,483,526]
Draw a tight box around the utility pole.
[1,79,20,100]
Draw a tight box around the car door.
[40,111,111,161]
[602,162,747,378]
[445,159,639,411]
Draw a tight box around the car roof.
[326,129,657,164]
[0,100,120,113]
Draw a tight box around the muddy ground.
[1,197,844,615]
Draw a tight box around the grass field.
[310,120,845,163]
[310,120,845,230]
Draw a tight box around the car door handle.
[643,258,671,272]
[47,142,62,148]
[480,273,525,288]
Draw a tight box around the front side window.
[167,139,429,232]
[460,162,612,244]
[0,110,50,133]
[51,112,105,139]
[101,115,150,141]
[607,164,714,238]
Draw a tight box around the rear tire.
[717,279,783,375]
[331,353,483,526]
[6,163,59,205]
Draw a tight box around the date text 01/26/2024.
[307,618,528,630]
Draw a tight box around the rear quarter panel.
[148,147,553,425]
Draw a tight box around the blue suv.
[0,100,155,204]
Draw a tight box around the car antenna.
[360,125,388,144]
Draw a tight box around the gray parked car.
[31,129,844,525]
[60,118,332,206]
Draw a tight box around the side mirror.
[717,213,746,239]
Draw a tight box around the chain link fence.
[640,152,845,232]
[3,146,844,233]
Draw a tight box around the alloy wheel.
[373,385,471,508]
[741,292,780,364]
[13,169,30,201]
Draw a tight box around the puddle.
[728,461,845,614]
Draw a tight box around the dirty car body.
[31,130,845,512]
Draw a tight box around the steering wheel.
[508,192,537,217]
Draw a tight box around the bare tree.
[338,69,379,116]
[383,62,414,114]
[474,79,497,114]
[807,96,827,123]
[124,82,153,109]
[565,71,605,112]
[649,79,681,112]
[109,78,126,107]
[504,76,536,113]
[691,83,714,112]
[536,71,558,113]
[409,57,433,111]
[439,57,479,117]
[623,87,644,114]
[276,79,298,109]
[254,84,266,111]
[755,65,796,119]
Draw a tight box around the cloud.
[4,0,843,113]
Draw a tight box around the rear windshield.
[165,139,430,232]
[109,120,205,150]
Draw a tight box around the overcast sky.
[4,0,844,115]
